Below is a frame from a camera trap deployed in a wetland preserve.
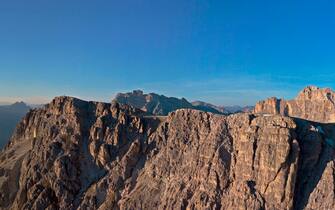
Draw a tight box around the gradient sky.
[0,0,335,105]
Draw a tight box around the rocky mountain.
[254,86,335,123]
[0,102,30,149]
[114,90,251,115]
[0,93,334,209]
[114,90,194,115]
[224,105,254,114]
[191,102,254,115]
[190,101,224,114]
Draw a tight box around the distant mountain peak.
[12,101,25,104]
[114,90,194,115]
[254,86,335,123]
[0,101,31,149]
[114,90,253,115]
[297,85,335,101]
[11,101,29,108]
[132,89,144,95]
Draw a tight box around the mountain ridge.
[114,90,253,115]
[0,102,31,149]
[0,86,335,209]
[254,85,335,123]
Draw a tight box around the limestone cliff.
[254,86,335,123]
[0,95,334,209]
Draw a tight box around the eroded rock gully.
[0,96,334,209]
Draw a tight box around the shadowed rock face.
[253,86,335,209]
[0,96,334,209]
[254,86,335,123]
[292,119,335,210]
[0,102,30,149]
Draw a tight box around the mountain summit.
[254,86,335,123]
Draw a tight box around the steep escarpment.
[254,86,335,123]
[293,119,335,210]
[0,95,334,209]
[253,85,335,209]
[117,111,300,210]
[0,97,157,210]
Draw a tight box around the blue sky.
[0,0,334,105]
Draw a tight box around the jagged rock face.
[0,96,334,210]
[118,111,299,210]
[304,161,335,209]
[114,90,195,115]
[293,119,335,210]
[254,86,335,123]
[0,97,150,210]
[114,90,252,115]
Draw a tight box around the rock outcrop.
[254,86,335,123]
[0,95,334,209]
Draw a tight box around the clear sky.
[0,0,334,106]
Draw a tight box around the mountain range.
[0,92,252,150]
[114,90,253,115]
[0,102,31,149]
[0,86,335,209]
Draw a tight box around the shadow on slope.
[293,117,335,210]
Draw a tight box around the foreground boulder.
[0,96,334,209]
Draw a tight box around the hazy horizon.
[0,84,325,107]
